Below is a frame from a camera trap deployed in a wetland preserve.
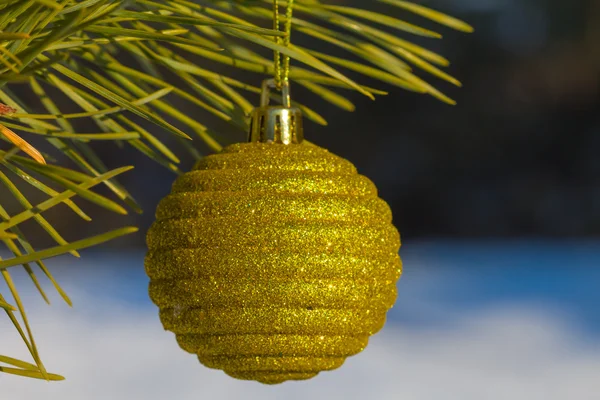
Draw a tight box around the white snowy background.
[2,241,599,400]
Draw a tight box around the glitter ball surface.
[145,142,402,384]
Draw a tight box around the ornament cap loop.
[249,79,304,145]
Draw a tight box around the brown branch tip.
[0,104,17,115]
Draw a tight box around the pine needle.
[0,124,46,164]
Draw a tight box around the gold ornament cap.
[249,79,303,145]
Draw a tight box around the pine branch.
[0,0,472,380]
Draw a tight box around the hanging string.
[273,0,294,89]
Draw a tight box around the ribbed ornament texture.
[145,142,402,384]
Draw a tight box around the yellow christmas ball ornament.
[145,81,402,384]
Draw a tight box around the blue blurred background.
[2,0,599,398]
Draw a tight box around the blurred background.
[2,0,599,398]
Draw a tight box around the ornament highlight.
[145,142,402,384]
